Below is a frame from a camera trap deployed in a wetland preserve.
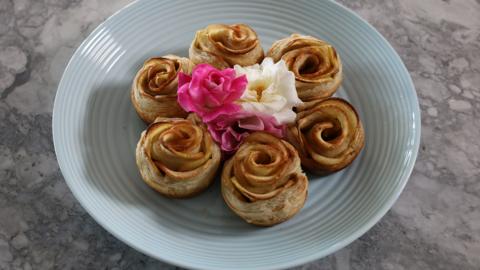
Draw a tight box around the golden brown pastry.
[267,34,342,101]
[221,132,308,226]
[189,24,264,69]
[286,98,364,174]
[136,116,221,198]
[131,55,193,124]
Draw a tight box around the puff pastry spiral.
[221,132,308,226]
[131,55,193,123]
[286,98,364,174]
[267,34,342,101]
[189,24,264,69]
[136,116,221,198]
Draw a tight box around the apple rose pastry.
[136,117,221,198]
[222,132,308,226]
[131,55,193,123]
[189,24,264,69]
[267,34,342,101]
[286,98,364,174]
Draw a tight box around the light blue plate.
[52,1,420,269]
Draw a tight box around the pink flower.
[177,64,248,122]
[207,111,285,155]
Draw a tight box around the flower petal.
[237,115,265,130]
[202,103,242,122]
[178,72,192,87]
[224,75,247,103]
[177,84,195,112]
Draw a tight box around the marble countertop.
[1,0,479,269]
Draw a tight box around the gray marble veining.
[1,0,479,269]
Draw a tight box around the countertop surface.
[1,0,479,269]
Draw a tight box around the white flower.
[234,57,302,124]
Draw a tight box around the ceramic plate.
[52,1,420,269]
